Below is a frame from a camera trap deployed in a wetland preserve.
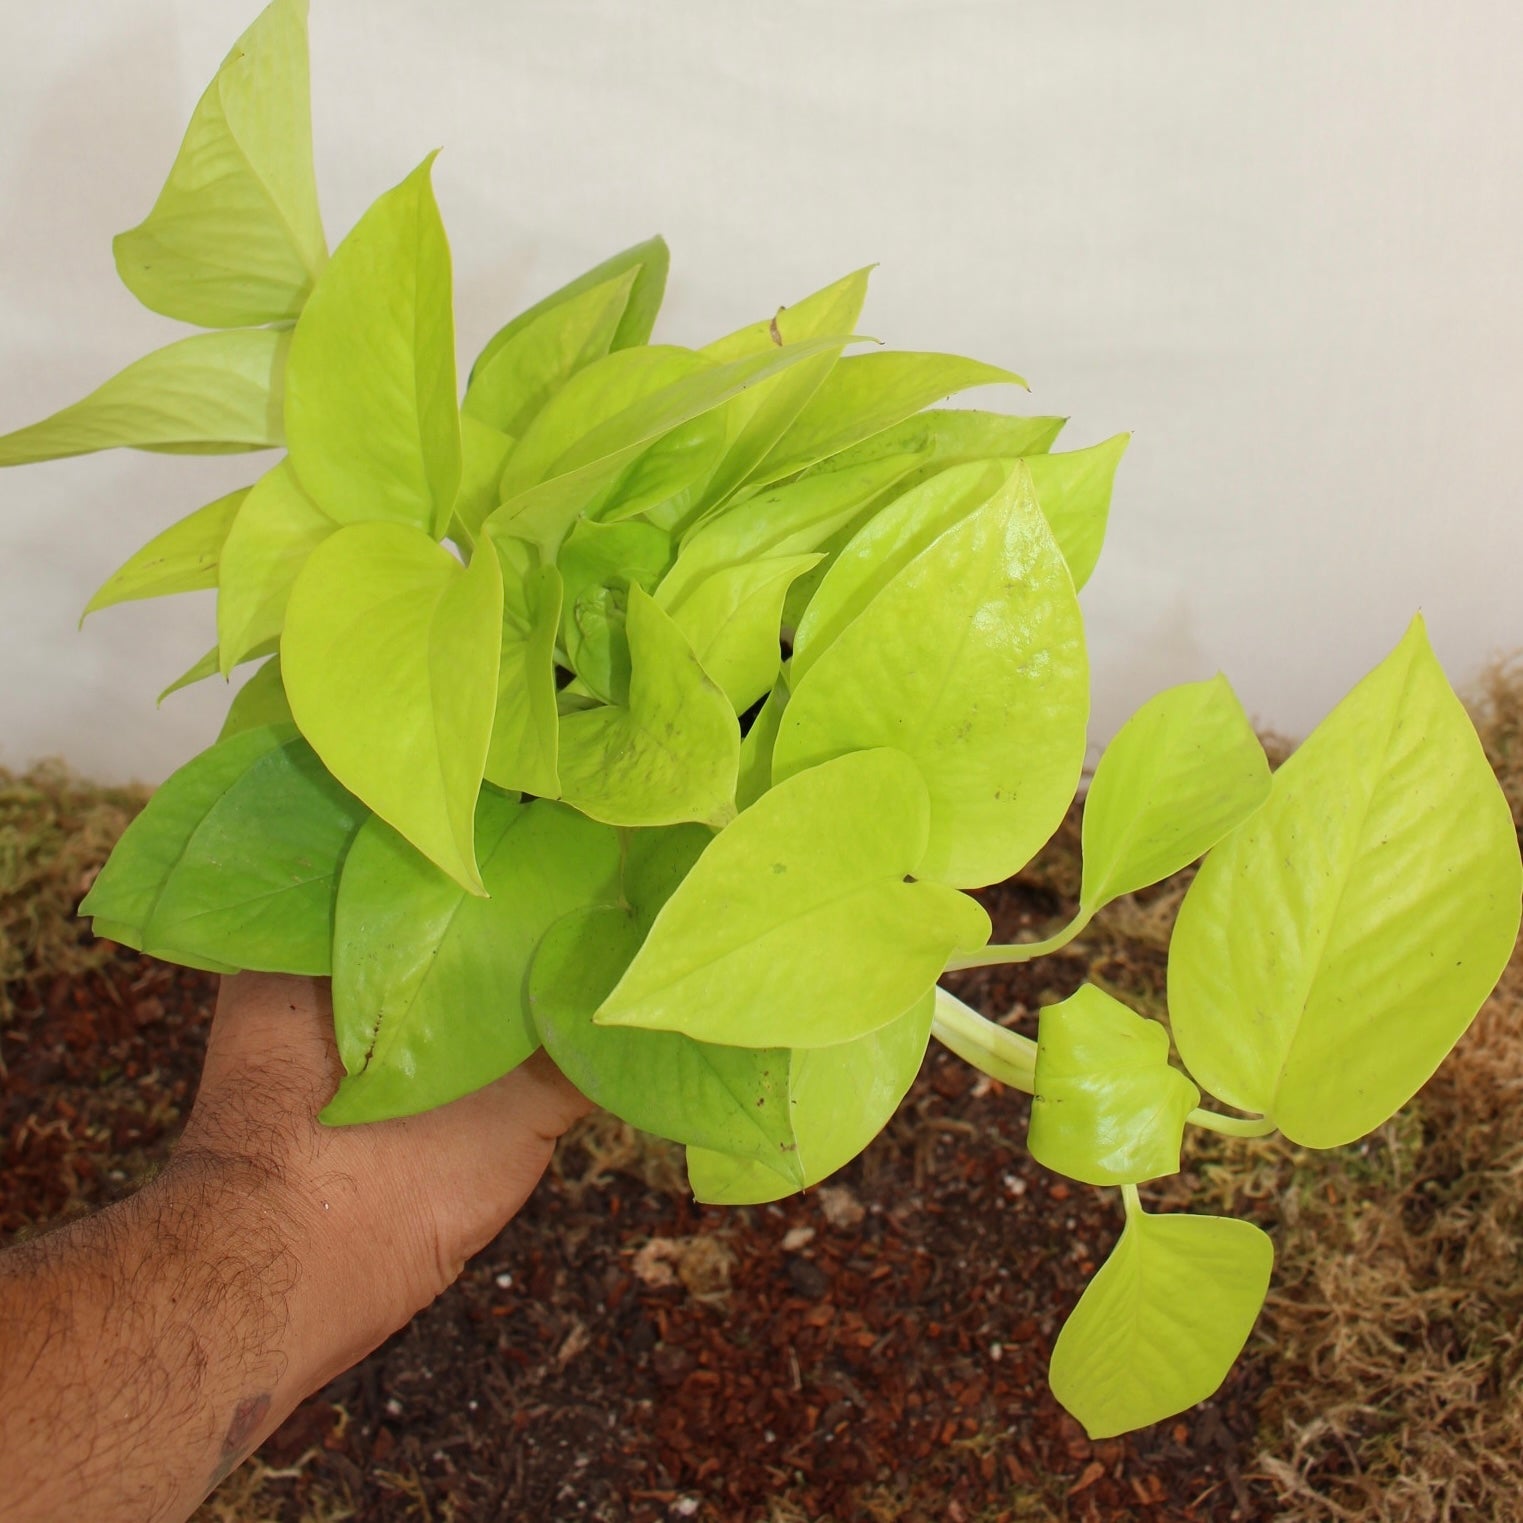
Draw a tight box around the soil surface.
[2,865,1282,1523]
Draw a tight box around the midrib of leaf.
[696,1045,800,1176]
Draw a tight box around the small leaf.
[1168,616,1522,1147]
[777,463,1089,888]
[801,408,1066,480]
[1028,986,1200,1187]
[323,793,623,1123]
[468,236,669,387]
[0,329,290,466]
[736,680,787,812]
[216,458,336,673]
[218,654,292,740]
[687,988,933,1205]
[282,522,503,892]
[556,586,739,827]
[1080,676,1270,913]
[451,414,515,545]
[1025,434,1130,591]
[79,726,365,974]
[595,748,990,1048]
[112,0,326,327]
[158,637,276,704]
[1050,1210,1273,1440]
[82,487,248,619]
[751,352,1026,486]
[284,155,460,537]
[532,904,802,1180]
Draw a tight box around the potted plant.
[2,0,1516,1441]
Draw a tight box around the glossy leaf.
[463,269,637,437]
[284,156,460,536]
[218,654,292,740]
[468,236,669,386]
[112,0,326,327]
[750,352,1026,486]
[216,459,336,673]
[0,330,289,466]
[323,793,623,1123]
[687,988,933,1205]
[1025,434,1129,591]
[556,586,739,827]
[777,464,1089,888]
[1080,676,1269,913]
[79,726,365,974]
[282,522,503,892]
[482,534,562,798]
[1051,1210,1273,1439]
[1028,986,1199,1187]
[595,748,990,1048]
[531,905,802,1182]
[82,487,248,619]
[1168,616,1522,1147]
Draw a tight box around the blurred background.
[1,0,1518,783]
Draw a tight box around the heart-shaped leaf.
[1168,616,1522,1147]
[112,0,326,327]
[1025,434,1129,591]
[282,522,503,892]
[482,534,562,798]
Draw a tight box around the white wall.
[1,0,1519,783]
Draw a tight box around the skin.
[0,972,593,1523]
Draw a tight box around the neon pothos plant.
[4,0,1518,1441]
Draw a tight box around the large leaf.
[323,794,622,1124]
[776,464,1089,888]
[1025,434,1129,591]
[284,156,460,537]
[750,352,1025,486]
[595,748,990,1048]
[1028,986,1199,1187]
[216,459,336,673]
[82,486,248,619]
[686,988,933,1204]
[1168,616,1522,1147]
[79,726,365,975]
[463,269,637,438]
[468,236,669,387]
[112,0,326,327]
[482,534,562,798]
[0,329,289,465]
[1050,1209,1273,1439]
[1080,676,1269,913]
[218,654,292,740]
[282,522,503,892]
[531,905,802,1183]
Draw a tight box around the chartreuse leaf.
[451,415,515,546]
[777,464,1088,888]
[0,330,289,465]
[216,459,336,673]
[463,269,637,437]
[556,586,739,827]
[620,822,714,934]
[1169,616,1522,1148]
[219,654,292,740]
[468,235,669,387]
[322,793,623,1124]
[1028,986,1199,1187]
[112,0,326,327]
[284,156,460,536]
[1080,676,1269,914]
[736,680,787,811]
[803,408,1066,480]
[482,533,562,798]
[1051,1207,1273,1440]
[158,638,276,705]
[750,352,1026,487]
[694,267,872,509]
[282,522,503,892]
[80,725,365,975]
[531,904,802,1182]
[557,518,673,702]
[595,748,990,1048]
[687,987,934,1205]
[82,487,248,620]
[1025,434,1129,591]
[659,553,822,714]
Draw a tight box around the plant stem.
[943,909,1092,972]
[1186,1106,1277,1138]
[1121,1182,1142,1220]
[930,988,1037,1093]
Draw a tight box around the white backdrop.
[1,0,1519,783]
